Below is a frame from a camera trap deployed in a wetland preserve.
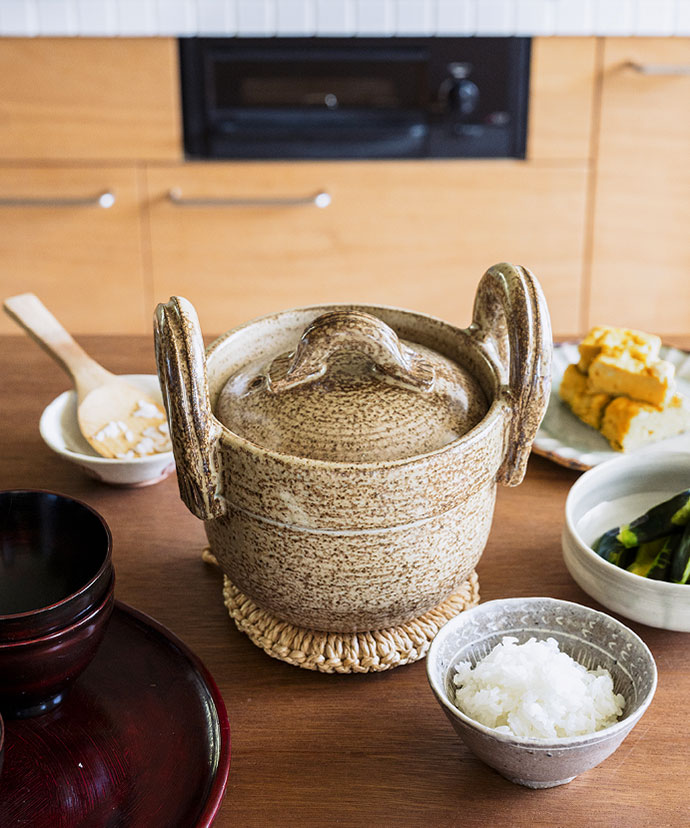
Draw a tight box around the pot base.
[202,549,479,673]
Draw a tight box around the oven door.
[180,37,530,160]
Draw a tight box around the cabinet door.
[0,167,149,334]
[528,37,598,161]
[146,161,587,336]
[589,38,690,334]
[0,38,180,161]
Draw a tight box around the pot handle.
[470,263,552,487]
[154,296,225,520]
[270,310,435,393]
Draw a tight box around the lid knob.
[269,310,435,394]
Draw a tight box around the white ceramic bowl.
[39,374,175,487]
[426,597,657,788]
[563,451,690,631]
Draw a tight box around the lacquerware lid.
[215,310,488,462]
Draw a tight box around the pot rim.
[205,302,509,470]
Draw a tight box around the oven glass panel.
[212,59,427,111]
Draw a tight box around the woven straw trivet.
[202,548,479,673]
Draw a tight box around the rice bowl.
[426,597,657,788]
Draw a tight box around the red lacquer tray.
[0,601,231,827]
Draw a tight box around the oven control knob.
[442,62,480,120]
[446,78,479,118]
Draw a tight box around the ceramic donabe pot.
[154,263,552,633]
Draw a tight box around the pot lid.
[215,310,488,462]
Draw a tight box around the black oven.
[179,37,531,160]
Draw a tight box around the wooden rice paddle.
[3,293,168,459]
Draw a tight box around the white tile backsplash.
[514,0,553,36]
[196,0,235,35]
[316,0,355,35]
[395,0,433,34]
[636,0,676,36]
[237,0,275,36]
[0,0,38,36]
[355,0,394,35]
[36,0,78,35]
[593,0,635,36]
[553,0,593,37]
[76,0,117,35]
[276,0,315,35]
[436,0,477,35]
[117,0,156,35]
[156,0,197,35]
[1,0,689,36]
[676,0,690,35]
[475,0,515,35]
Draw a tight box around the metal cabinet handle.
[0,191,115,208]
[168,188,331,208]
[625,61,690,76]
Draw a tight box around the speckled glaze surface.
[426,598,657,788]
[154,263,552,633]
[216,309,490,463]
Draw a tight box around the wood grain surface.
[1,335,687,828]
[0,166,148,336]
[0,38,181,161]
[527,36,598,162]
[146,160,588,337]
[588,38,690,335]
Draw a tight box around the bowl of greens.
[563,451,690,631]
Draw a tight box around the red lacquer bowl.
[0,490,113,641]
[0,580,115,718]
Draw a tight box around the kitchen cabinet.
[589,38,690,335]
[527,36,598,161]
[0,35,687,338]
[145,161,588,334]
[0,38,179,335]
[0,35,595,338]
[0,38,180,161]
[0,167,149,334]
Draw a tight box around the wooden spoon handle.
[3,293,114,399]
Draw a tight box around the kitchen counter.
[2,0,689,37]
[1,333,687,827]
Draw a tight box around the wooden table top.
[1,334,687,828]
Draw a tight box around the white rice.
[452,636,626,740]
